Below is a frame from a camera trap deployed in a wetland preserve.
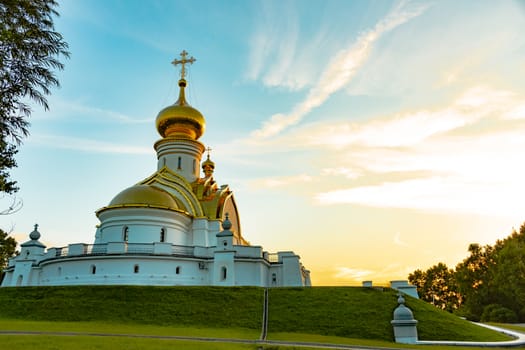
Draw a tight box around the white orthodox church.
[1,51,311,288]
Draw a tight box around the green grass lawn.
[0,335,259,350]
[0,285,513,346]
[267,287,509,342]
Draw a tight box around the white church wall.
[233,260,269,286]
[38,257,211,286]
[96,208,192,245]
[280,252,304,287]
[212,251,235,286]
[192,218,209,246]
[269,266,283,287]
[10,261,34,287]
[208,220,221,245]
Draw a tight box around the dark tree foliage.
[0,139,18,194]
[410,222,525,322]
[0,228,17,267]
[0,0,69,194]
[0,228,17,282]
[408,262,461,312]
[454,243,496,321]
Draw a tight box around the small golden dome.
[202,154,215,169]
[156,79,206,140]
[109,184,178,209]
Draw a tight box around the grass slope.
[267,287,509,342]
[0,286,263,329]
[0,286,510,342]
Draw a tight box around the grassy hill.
[0,286,510,342]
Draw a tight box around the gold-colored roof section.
[108,184,179,210]
[155,51,205,140]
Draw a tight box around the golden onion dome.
[202,154,215,169]
[109,184,178,209]
[156,79,206,140]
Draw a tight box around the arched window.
[177,156,182,170]
[16,275,23,286]
[221,266,227,280]
[192,159,196,173]
[176,266,181,275]
[160,228,166,243]
[134,264,139,273]
[90,265,96,274]
[123,226,129,242]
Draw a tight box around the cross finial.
[205,146,212,159]
[171,50,196,80]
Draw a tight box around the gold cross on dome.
[205,146,212,158]
[171,50,196,80]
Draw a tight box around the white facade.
[1,56,311,288]
[1,225,310,287]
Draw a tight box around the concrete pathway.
[416,322,525,347]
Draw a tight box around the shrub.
[481,304,518,323]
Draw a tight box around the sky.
[2,0,525,285]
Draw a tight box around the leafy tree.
[0,139,18,194]
[489,225,525,321]
[410,222,525,322]
[454,243,495,321]
[0,228,17,282]
[408,262,461,312]
[0,0,69,195]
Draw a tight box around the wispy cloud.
[225,84,525,219]
[251,1,429,138]
[249,174,314,189]
[245,2,302,89]
[334,267,373,280]
[313,86,525,217]
[394,232,409,247]
[33,96,152,124]
[306,86,514,149]
[31,135,153,155]
[321,168,361,180]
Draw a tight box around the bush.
[481,304,518,323]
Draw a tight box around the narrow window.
[91,265,96,274]
[123,226,129,242]
[272,273,277,283]
[192,159,196,173]
[176,266,181,275]
[177,156,182,170]
[221,266,227,280]
[134,264,139,273]
[57,267,62,277]
[160,228,166,242]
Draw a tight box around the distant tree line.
[409,223,525,323]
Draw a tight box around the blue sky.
[2,0,525,285]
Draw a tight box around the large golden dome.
[156,79,206,140]
[109,184,179,209]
